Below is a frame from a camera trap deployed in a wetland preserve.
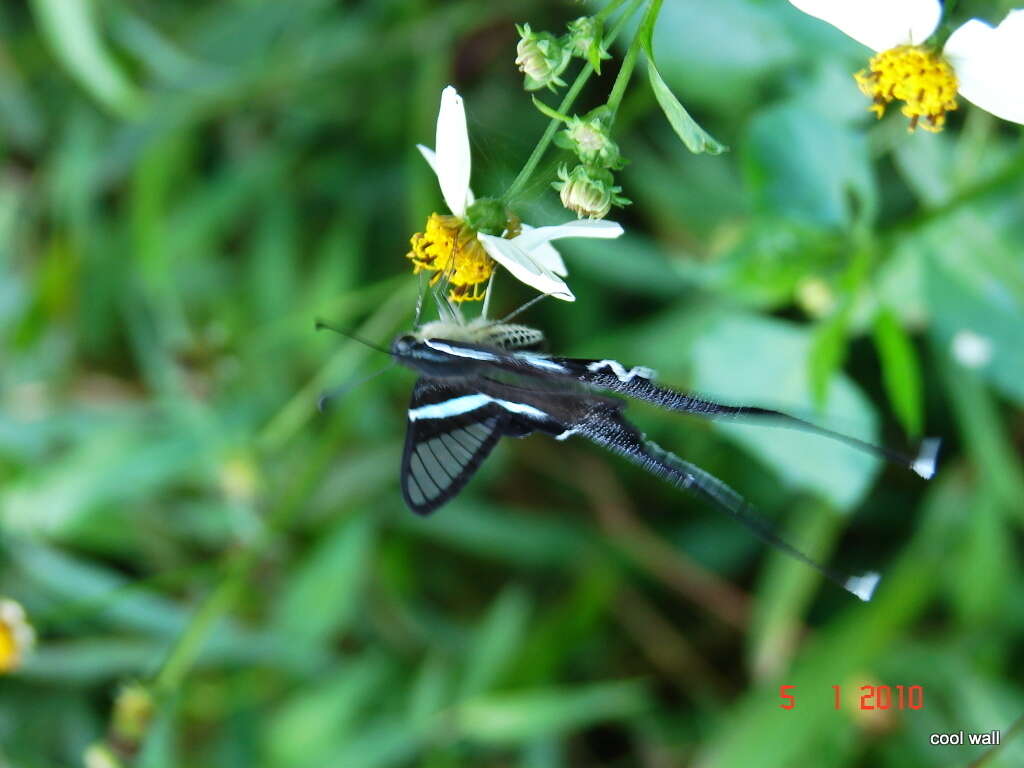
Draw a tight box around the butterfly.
[373,311,940,602]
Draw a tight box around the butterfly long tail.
[574,409,880,602]
[584,369,939,480]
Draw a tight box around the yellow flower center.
[406,213,520,302]
[854,45,958,132]
[0,622,19,673]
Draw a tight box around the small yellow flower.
[789,1,1024,130]
[854,45,957,132]
[0,598,36,673]
[407,213,509,302]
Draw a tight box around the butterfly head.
[390,333,420,360]
[390,332,483,378]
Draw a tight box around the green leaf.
[319,719,422,768]
[266,656,392,767]
[690,310,878,511]
[687,218,838,310]
[644,0,801,109]
[807,310,849,409]
[742,104,875,228]
[394,500,590,568]
[459,586,531,699]
[136,695,179,768]
[456,681,649,744]
[749,500,841,680]
[408,653,451,727]
[273,513,376,649]
[871,308,923,438]
[948,493,1011,625]
[29,0,142,116]
[530,96,570,123]
[922,218,1024,407]
[640,26,727,155]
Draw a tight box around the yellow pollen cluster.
[407,213,521,302]
[854,45,958,132]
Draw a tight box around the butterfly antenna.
[314,319,391,355]
[481,273,496,319]
[317,362,397,412]
[412,272,428,329]
[499,292,549,323]
[431,237,458,312]
[432,284,462,325]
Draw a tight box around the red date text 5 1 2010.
[779,684,924,710]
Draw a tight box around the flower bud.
[555,111,623,169]
[112,682,155,745]
[553,165,630,220]
[515,24,571,92]
[84,744,123,768]
[566,16,609,73]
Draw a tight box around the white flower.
[0,598,36,673]
[413,86,624,301]
[789,1,1024,128]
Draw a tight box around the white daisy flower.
[0,597,36,673]
[789,1,1024,130]
[407,86,624,302]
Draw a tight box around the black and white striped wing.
[400,380,533,515]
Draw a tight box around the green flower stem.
[502,0,646,203]
[603,7,645,117]
[607,0,662,117]
[502,70,595,203]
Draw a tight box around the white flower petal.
[518,224,567,277]
[417,144,475,206]
[788,0,941,51]
[416,144,438,175]
[945,11,1024,125]
[434,86,472,217]
[478,233,575,301]
[513,219,624,251]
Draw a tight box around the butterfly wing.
[402,378,560,515]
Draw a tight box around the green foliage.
[2,1,1023,766]
[640,2,727,155]
[872,308,924,438]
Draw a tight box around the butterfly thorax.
[391,320,548,379]
[414,319,545,350]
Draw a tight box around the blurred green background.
[2,0,1023,765]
